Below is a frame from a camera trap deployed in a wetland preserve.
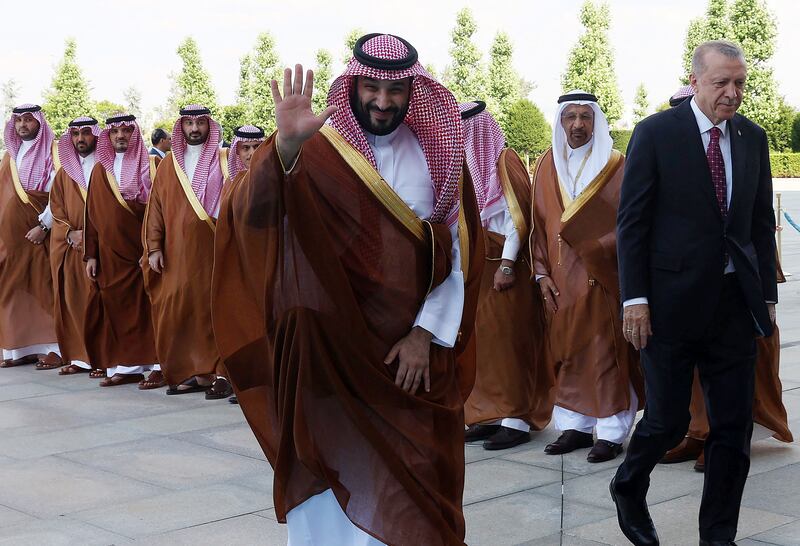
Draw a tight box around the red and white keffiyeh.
[327,33,463,226]
[3,104,55,192]
[171,105,224,216]
[228,125,265,180]
[58,116,100,190]
[670,85,694,107]
[96,114,151,203]
[460,101,506,216]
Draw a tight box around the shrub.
[610,129,632,153]
[770,153,800,178]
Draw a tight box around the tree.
[175,37,217,114]
[248,32,282,133]
[487,31,520,126]
[730,0,782,149]
[680,0,732,82]
[123,86,142,119]
[342,28,363,66]
[445,8,487,103]
[312,49,333,114]
[0,79,19,151]
[681,18,709,84]
[504,99,551,167]
[561,1,624,125]
[792,112,800,152]
[236,54,252,115]
[218,104,248,143]
[42,38,94,135]
[93,100,127,123]
[632,83,649,124]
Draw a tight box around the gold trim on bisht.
[171,152,216,232]
[560,149,623,224]
[319,124,426,242]
[497,148,528,237]
[105,171,136,216]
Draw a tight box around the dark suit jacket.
[617,98,776,340]
[149,147,164,157]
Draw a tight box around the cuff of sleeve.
[501,233,521,262]
[38,209,53,229]
[623,297,649,307]
[413,270,465,348]
[535,274,547,282]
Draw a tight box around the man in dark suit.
[611,40,777,546]
[149,128,171,158]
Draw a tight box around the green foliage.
[633,83,649,124]
[312,49,333,114]
[487,31,520,127]
[769,153,800,178]
[123,87,142,119]
[681,1,732,83]
[445,8,487,103]
[561,1,623,125]
[681,18,708,84]
[42,38,94,135]
[611,129,633,153]
[768,102,796,153]
[792,112,800,152]
[656,101,672,113]
[93,100,126,123]
[503,99,550,160]
[175,37,217,115]
[730,0,776,63]
[342,28,363,65]
[248,32,282,134]
[218,104,249,143]
[0,79,19,151]
[237,54,252,107]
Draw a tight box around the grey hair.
[692,40,746,76]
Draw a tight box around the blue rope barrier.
[784,211,800,233]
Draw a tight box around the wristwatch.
[500,265,514,276]
[39,221,50,233]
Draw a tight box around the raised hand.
[272,64,338,167]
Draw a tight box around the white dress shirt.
[113,152,125,183]
[482,198,521,261]
[16,139,56,229]
[80,152,96,188]
[623,96,736,308]
[365,124,465,348]
[563,139,594,199]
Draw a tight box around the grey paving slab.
[140,513,288,545]
[518,534,610,546]
[463,458,564,505]
[0,504,34,529]
[569,495,794,546]
[0,517,133,546]
[501,441,625,476]
[0,421,150,460]
[534,464,706,510]
[464,491,614,545]
[0,456,166,518]
[70,483,271,538]
[0,381,66,402]
[742,463,800,517]
[173,422,266,459]
[749,519,800,545]
[119,404,246,436]
[0,398,86,436]
[58,436,270,491]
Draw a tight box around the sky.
[1,0,798,126]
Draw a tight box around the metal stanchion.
[777,192,783,263]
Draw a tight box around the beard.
[351,91,409,137]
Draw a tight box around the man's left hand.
[493,259,515,291]
[25,225,47,245]
[384,326,433,394]
[768,303,776,325]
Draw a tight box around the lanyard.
[563,144,593,199]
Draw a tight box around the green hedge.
[770,153,800,178]
[610,129,632,153]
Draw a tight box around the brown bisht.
[49,168,91,365]
[0,153,58,350]
[211,127,482,546]
[687,265,793,443]
[530,148,643,418]
[83,160,158,368]
[464,149,553,429]
[142,153,223,385]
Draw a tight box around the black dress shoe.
[544,429,594,454]
[699,541,736,545]
[609,477,659,545]
[465,424,500,443]
[483,426,530,451]
[587,439,624,463]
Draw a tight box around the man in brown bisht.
[0,104,61,368]
[658,87,794,471]
[531,90,643,463]
[460,101,553,451]
[39,116,100,375]
[212,33,483,545]
[143,105,231,399]
[84,113,161,388]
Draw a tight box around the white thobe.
[105,153,159,376]
[183,144,222,218]
[2,141,61,360]
[286,124,465,546]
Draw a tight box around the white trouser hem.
[553,384,638,444]
[3,343,60,360]
[500,418,531,432]
[287,489,386,546]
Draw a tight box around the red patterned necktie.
[706,126,727,220]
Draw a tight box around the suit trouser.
[613,274,756,542]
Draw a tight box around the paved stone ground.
[1,190,799,546]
